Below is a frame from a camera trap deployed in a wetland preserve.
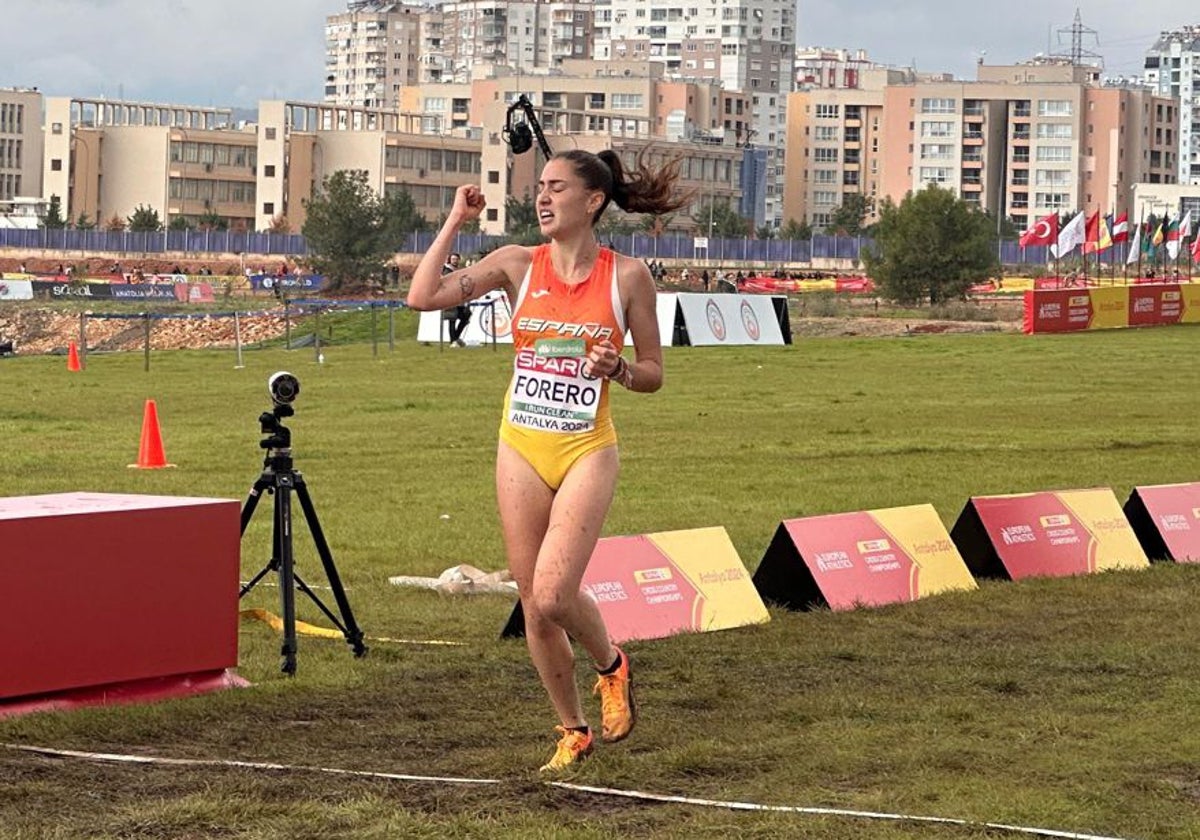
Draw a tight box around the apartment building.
[594,0,794,228]
[0,88,44,204]
[437,0,594,77]
[400,59,746,233]
[42,97,255,230]
[782,67,913,230]
[255,100,481,231]
[1144,27,1199,183]
[324,1,424,110]
[794,47,879,90]
[781,59,1177,231]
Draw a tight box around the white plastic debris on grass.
[389,564,518,597]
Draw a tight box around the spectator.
[442,252,471,347]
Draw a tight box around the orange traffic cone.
[128,399,175,469]
[66,341,81,372]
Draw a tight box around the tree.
[755,224,775,240]
[378,187,428,250]
[267,213,292,234]
[103,214,127,232]
[168,215,193,231]
[829,193,871,236]
[39,195,67,229]
[505,193,543,245]
[596,208,637,238]
[862,184,998,306]
[196,210,227,231]
[692,200,750,237]
[301,169,391,293]
[779,218,812,240]
[127,204,163,232]
[72,213,96,230]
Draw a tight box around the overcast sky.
[0,1,1190,107]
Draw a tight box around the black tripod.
[239,404,367,674]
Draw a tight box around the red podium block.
[0,492,241,703]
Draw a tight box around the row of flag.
[1018,210,1199,263]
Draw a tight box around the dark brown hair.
[557,148,693,224]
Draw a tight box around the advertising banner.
[950,488,1149,580]
[32,281,113,300]
[416,289,514,344]
[1182,284,1200,324]
[502,526,769,643]
[108,284,178,300]
[1128,284,1183,326]
[0,279,33,301]
[1023,284,1198,333]
[174,283,215,303]
[1123,483,1200,563]
[753,504,976,611]
[676,293,785,346]
[248,274,326,291]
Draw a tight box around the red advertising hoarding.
[1123,483,1200,563]
[502,527,768,643]
[950,488,1149,580]
[753,504,976,611]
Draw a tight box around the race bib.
[507,347,601,434]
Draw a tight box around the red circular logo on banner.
[706,299,726,341]
[481,298,512,339]
[740,300,760,340]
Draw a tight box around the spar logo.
[1039,514,1071,528]
[1068,295,1090,307]
[856,538,891,553]
[739,299,760,341]
[705,299,726,340]
[633,567,673,584]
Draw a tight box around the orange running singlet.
[499,245,626,489]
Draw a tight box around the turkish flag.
[1019,212,1058,247]
[1083,211,1100,250]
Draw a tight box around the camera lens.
[268,371,300,405]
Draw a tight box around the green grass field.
[2,317,1199,839]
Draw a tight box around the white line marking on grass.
[549,782,1138,840]
[4,744,499,786]
[3,744,1139,839]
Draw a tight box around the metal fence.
[3,226,1143,268]
[0,228,309,256]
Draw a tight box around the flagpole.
[1135,211,1143,285]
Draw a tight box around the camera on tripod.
[259,371,299,449]
[268,371,300,406]
[240,371,366,675]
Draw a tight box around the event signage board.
[950,488,1149,580]
[0,279,33,300]
[1123,483,1200,562]
[1023,284,1200,333]
[752,504,976,611]
[0,492,240,701]
[248,274,326,291]
[675,293,785,345]
[502,526,769,643]
[32,280,114,299]
[416,289,514,344]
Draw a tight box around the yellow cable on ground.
[239,608,465,647]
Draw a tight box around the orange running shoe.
[593,646,636,743]
[539,726,594,773]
